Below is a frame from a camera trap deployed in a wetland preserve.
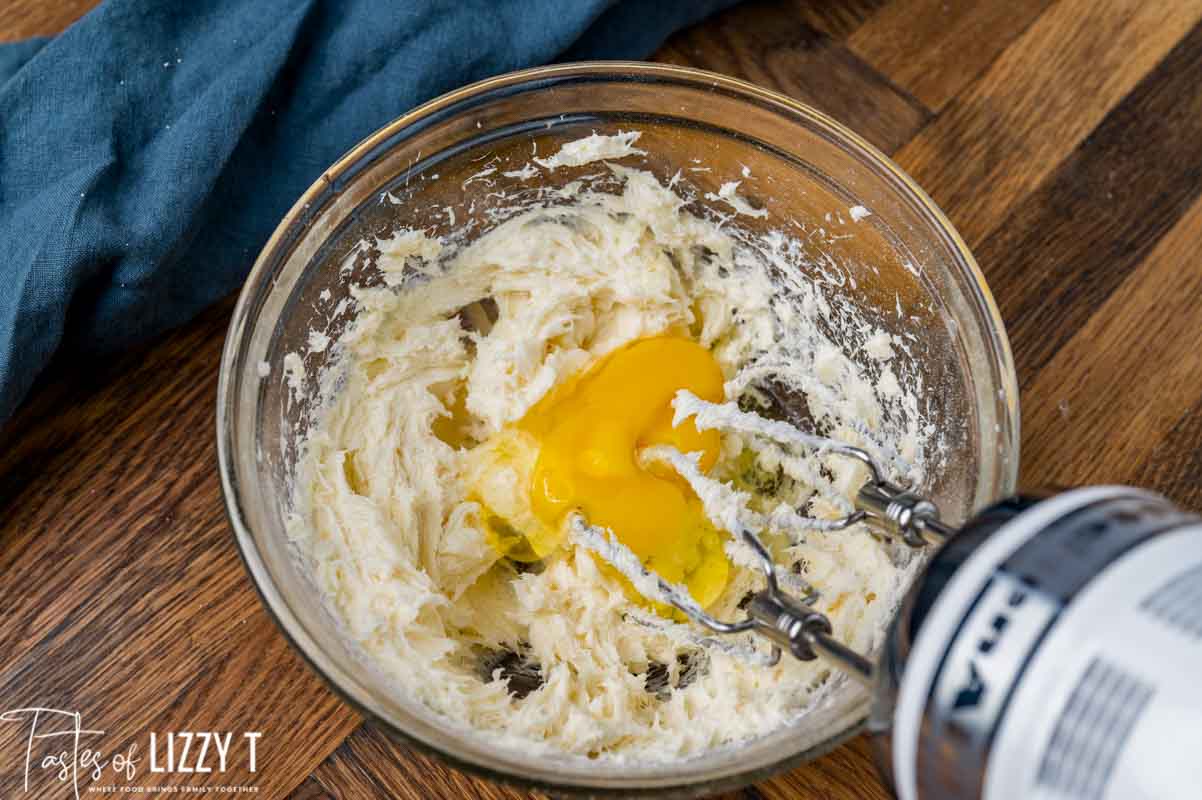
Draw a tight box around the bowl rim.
[216,60,1021,796]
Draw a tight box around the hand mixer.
[573,390,1202,800]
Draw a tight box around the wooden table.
[4,1,1202,797]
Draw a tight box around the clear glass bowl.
[217,63,1019,797]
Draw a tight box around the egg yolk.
[519,336,732,608]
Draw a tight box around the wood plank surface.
[654,2,930,154]
[848,0,1055,111]
[3,1,1202,799]
[893,0,1202,247]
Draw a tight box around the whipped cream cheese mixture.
[287,131,934,761]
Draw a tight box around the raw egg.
[519,336,732,608]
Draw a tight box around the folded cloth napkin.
[0,0,736,425]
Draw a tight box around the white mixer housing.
[874,487,1202,800]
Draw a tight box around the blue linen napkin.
[0,0,735,425]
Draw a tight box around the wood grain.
[893,0,1202,247]
[849,0,1054,110]
[758,738,891,800]
[308,726,538,800]
[656,1,931,155]
[1020,193,1202,495]
[782,0,890,40]
[4,2,1202,799]
[0,0,93,41]
[976,17,1202,382]
[0,302,362,799]
[1131,392,1202,509]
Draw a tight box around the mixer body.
[580,395,1202,798]
[870,487,1202,800]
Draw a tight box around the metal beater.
[574,391,1202,800]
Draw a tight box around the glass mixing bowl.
[216,63,1019,797]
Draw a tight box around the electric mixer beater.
[573,391,1202,800]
